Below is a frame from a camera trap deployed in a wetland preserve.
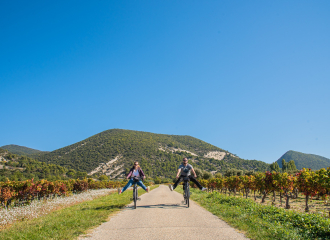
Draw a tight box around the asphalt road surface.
[81,185,249,240]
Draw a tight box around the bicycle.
[182,176,190,208]
[130,177,141,209]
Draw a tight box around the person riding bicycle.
[119,161,150,194]
[169,157,207,191]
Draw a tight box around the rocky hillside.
[276,150,330,170]
[35,129,270,178]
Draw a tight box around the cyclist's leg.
[136,180,147,191]
[188,175,203,190]
[172,176,183,190]
[121,179,134,193]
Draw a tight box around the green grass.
[176,187,330,240]
[0,186,158,240]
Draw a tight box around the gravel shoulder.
[81,185,249,240]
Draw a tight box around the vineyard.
[196,168,330,214]
[0,178,154,229]
[0,178,152,208]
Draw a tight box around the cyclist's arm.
[191,167,197,178]
[126,170,132,179]
[176,168,181,178]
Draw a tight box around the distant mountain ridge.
[276,150,330,170]
[33,129,270,178]
[0,148,86,181]
[0,144,47,156]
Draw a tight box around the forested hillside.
[276,150,330,170]
[0,148,87,181]
[0,144,46,156]
[34,129,270,178]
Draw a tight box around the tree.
[241,175,255,198]
[270,162,281,172]
[244,170,255,176]
[224,169,243,177]
[226,176,242,195]
[202,171,212,180]
[282,159,287,172]
[316,168,330,198]
[67,169,76,178]
[288,160,297,171]
[273,172,295,208]
[296,168,318,212]
[194,168,203,179]
[260,171,277,203]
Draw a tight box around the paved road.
[81,185,249,240]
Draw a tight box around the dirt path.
[81,185,249,240]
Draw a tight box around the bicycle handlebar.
[132,177,142,182]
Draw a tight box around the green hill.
[0,148,86,182]
[34,129,270,178]
[0,144,47,156]
[276,150,330,170]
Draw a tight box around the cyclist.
[119,161,149,194]
[169,157,207,191]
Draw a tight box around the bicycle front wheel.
[133,185,137,209]
[186,184,190,208]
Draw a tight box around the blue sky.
[1,1,329,163]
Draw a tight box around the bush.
[161,178,172,183]
[98,175,108,181]
[202,171,212,180]
[194,168,203,179]
[224,169,243,177]
[244,170,255,176]
[214,172,222,178]
[154,177,161,184]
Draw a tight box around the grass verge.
[0,186,158,240]
[176,187,330,240]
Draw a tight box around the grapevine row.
[198,168,330,212]
[0,178,143,207]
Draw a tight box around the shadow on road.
[126,203,186,209]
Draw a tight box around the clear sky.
[1,1,329,163]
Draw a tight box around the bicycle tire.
[186,182,190,208]
[134,185,137,209]
[183,184,187,204]
[183,188,186,202]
